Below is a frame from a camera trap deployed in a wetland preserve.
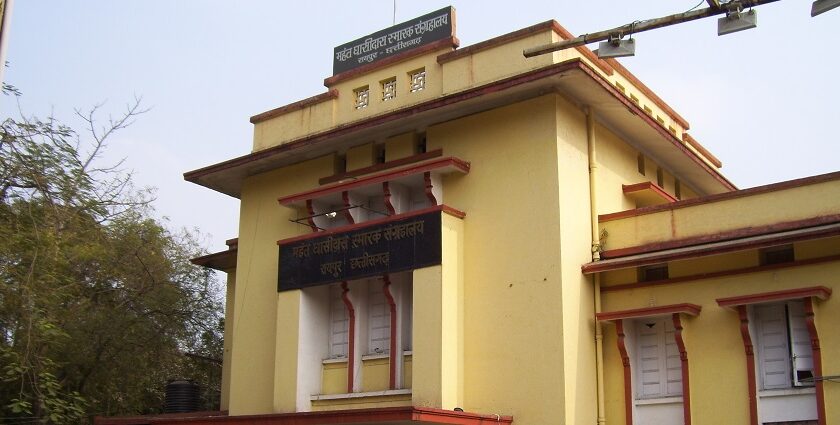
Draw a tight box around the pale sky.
[3,1,838,252]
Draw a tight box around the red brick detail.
[278,157,470,206]
[341,191,355,224]
[622,181,677,203]
[804,298,826,425]
[672,313,691,425]
[616,319,633,425]
[736,305,759,425]
[424,172,437,205]
[382,275,397,390]
[716,286,832,308]
[383,182,396,215]
[306,200,318,232]
[341,282,356,393]
[596,303,701,322]
[320,149,443,185]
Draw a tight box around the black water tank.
[164,380,201,413]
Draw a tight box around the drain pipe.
[586,107,606,425]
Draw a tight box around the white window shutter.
[637,321,663,398]
[329,285,349,358]
[664,319,683,396]
[787,301,814,386]
[368,284,390,354]
[635,317,683,399]
[755,304,792,389]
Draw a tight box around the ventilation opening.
[638,264,669,282]
[760,245,794,266]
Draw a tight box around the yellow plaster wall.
[252,98,336,152]
[600,261,840,425]
[440,31,555,95]
[601,179,840,251]
[669,250,758,279]
[330,51,447,124]
[426,95,573,423]
[384,132,416,162]
[360,357,390,392]
[228,155,335,415]
[555,96,599,425]
[252,47,451,153]
[320,361,348,395]
[411,213,464,409]
[795,237,840,260]
[310,393,412,412]
[403,354,413,388]
[346,142,374,171]
[592,122,655,214]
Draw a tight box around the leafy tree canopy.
[0,86,224,423]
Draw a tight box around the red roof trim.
[600,170,840,223]
[716,286,832,308]
[596,303,701,322]
[599,214,840,260]
[549,21,615,76]
[600,253,840,293]
[622,181,677,203]
[604,57,690,130]
[324,37,460,87]
[585,221,840,273]
[250,89,339,124]
[186,59,734,195]
[277,204,465,245]
[320,149,443,185]
[683,133,722,169]
[95,407,513,425]
[278,157,469,206]
[191,249,237,272]
[574,63,736,192]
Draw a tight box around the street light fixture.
[718,8,758,36]
[596,34,636,59]
[811,0,840,16]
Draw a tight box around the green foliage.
[0,97,224,423]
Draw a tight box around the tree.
[0,90,224,423]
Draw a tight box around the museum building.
[97,7,840,425]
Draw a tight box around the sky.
[2,1,838,252]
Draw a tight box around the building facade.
[101,7,839,425]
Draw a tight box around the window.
[409,68,426,92]
[635,317,682,399]
[656,167,665,188]
[354,86,370,109]
[381,78,397,101]
[637,154,646,176]
[753,301,814,389]
[674,179,682,200]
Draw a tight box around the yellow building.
[115,7,839,425]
